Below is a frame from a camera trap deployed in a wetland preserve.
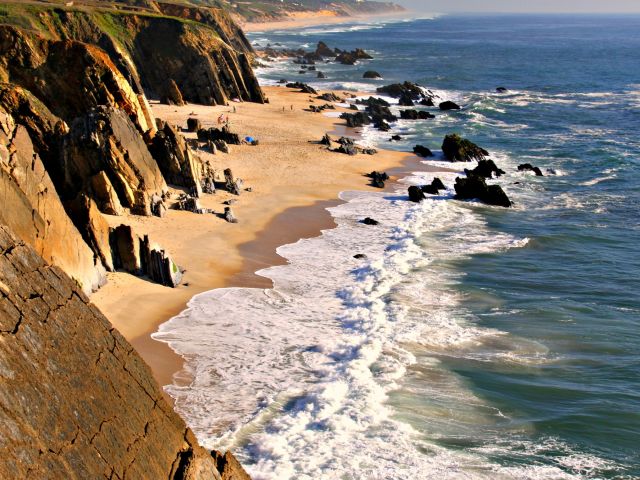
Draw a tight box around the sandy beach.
[91,85,427,390]
[241,10,409,33]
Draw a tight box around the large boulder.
[377,81,435,104]
[408,185,426,203]
[465,159,505,179]
[315,41,335,57]
[454,175,512,207]
[518,163,544,176]
[441,134,489,162]
[413,145,433,158]
[363,71,382,79]
[341,112,371,128]
[439,101,461,111]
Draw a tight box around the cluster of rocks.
[309,103,336,113]
[376,81,437,107]
[320,134,377,156]
[518,163,544,176]
[197,124,241,146]
[366,171,389,188]
[454,175,512,208]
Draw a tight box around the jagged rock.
[365,103,397,124]
[64,106,167,214]
[0,225,224,479]
[224,168,242,195]
[413,145,433,158]
[465,159,506,179]
[356,96,391,108]
[140,235,182,287]
[318,92,342,102]
[150,194,167,218]
[175,194,201,212]
[422,177,447,195]
[377,82,434,104]
[110,224,142,274]
[315,41,335,57]
[224,207,238,223]
[67,194,114,272]
[160,79,185,106]
[286,82,318,94]
[454,175,512,207]
[89,171,124,216]
[341,112,371,128]
[0,106,105,293]
[400,110,435,120]
[442,134,489,162]
[363,71,382,79]
[408,185,426,203]
[398,93,415,106]
[215,139,230,154]
[212,450,251,480]
[518,163,544,176]
[362,217,379,225]
[419,97,435,106]
[335,144,358,156]
[187,117,201,132]
[320,133,333,146]
[336,48,373,65]
[310,104,335,113]
[439,101,461,111]
[149,123,202,195]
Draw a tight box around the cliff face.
[0,95,106,294]
[0,225,248,479]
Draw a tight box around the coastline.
[241,10,411,33]
[91,85,419,390]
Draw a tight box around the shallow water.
[154,14,640,479]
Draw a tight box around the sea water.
[154,15,640,479]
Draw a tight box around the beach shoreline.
[241,10,411,33]
[91,85,425,392]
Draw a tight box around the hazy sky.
[393,0,640,13]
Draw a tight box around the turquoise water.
[254,15,640,476]
[156,15,640,479]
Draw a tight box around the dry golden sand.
[91,86,436,391]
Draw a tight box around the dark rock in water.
[366,103,397,126]
[187,117,201,132]
[362,217,379,225]
[356,96,391,108]
[442,134,489,162]
[286,82,318,94]
[341,112,371,128]
[377,81,426,100]
[422,177,447,195]
[363,71,382,79]
[400,109,435,120]
[439,101,461,111]
[278,79,288,84]
[466,159,506,178]
[390,135,402,141]
[398,93,415,106]
[308,66,317,71]
[354,253,368,259]
[298,70,307,75]
[317,71,327,79]
[374,120,391,131]
[318,92,342,102]
[349,104,359,110]
[413,145,433,158]
[454,174,512,207]
[316,41,335,57]
[496,87,509,93]
[336,48,373,65]
[518,163,544,176]
[408,185,427,203]
[419,97,435,107]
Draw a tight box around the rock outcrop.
[62,106,167,215]
[0,225,247,478]
[441,134,489,162]
[0,103,105,294]
[454,175,512,207]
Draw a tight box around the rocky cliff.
[0,225,249,479]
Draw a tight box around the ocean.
[153,14,640,479]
